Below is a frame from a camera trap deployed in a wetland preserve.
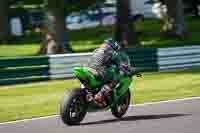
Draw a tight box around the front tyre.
[60,89,87,126]
[111,89,131,118]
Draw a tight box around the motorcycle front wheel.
[111,89,131,118]
[60,89,87,126]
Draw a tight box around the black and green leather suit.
[86,45,131,84]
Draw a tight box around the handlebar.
[119,64,142,78]
[136,73,142,77]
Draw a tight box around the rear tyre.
[60,89,87,126]
[111,89,131,118]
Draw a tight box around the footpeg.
[86,93,93,102]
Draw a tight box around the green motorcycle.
[60,64,139,126]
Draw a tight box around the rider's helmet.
[104,38,121,51]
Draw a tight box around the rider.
[86,38,134,106]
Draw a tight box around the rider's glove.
[120,64,141,77]
[119,64,132,76]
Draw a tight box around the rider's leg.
[94,81,117,104]
[94,69,118,105]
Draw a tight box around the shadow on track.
[81,113,190,126]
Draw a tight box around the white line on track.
[131,96,200,107]
[0,97,200,126]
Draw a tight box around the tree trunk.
[0,1,10,43]
[191,2,199,17]
[40,0,70,55]
[115,0,138,48]
[98,8,104,26]
[163,0,186,38]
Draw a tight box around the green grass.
[131,69,200,104]
[0,44,39,57]
[0,80,79,123]
[1,68,200,123]
[1,17,200,57]
[136,18,200,48]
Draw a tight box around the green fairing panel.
[115,77,132,96]
[111,77,132,106]
[73,67,100,88]
[119,77,132,92]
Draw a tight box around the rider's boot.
[94,81,117,106]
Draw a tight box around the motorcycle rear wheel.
[111,89,131,118]
[60,89,87,126]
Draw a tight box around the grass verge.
[1,17,200,57]
[1,68,200,123]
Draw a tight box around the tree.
[148,0,186,38]
[163,0,186,38]
[0,0,44,43]
[0,0,10,42]
[40,0,101,54]
[65,0,102,13]
[10,0,44,5]
[39,0,68,54]
[115,0,138,48]
[9,0,101,54]
[183,0,200,17]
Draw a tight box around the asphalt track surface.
[1,98,200,133]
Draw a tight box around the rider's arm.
[108,50,121,66]
[115,52,138,76]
